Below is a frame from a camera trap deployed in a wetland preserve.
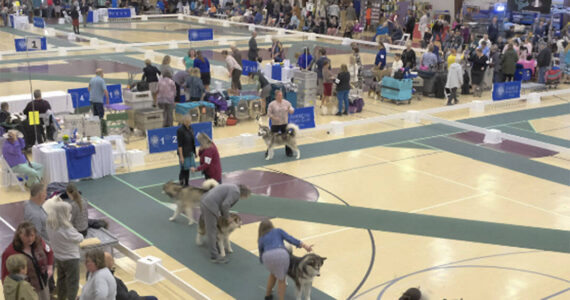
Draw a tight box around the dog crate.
[135,108,163,131]
[62,114,84,135]
[83,117,101,137]
[235,100,250,120]
[248,99,263,119]
[199,105,215,123]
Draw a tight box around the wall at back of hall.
[426,0,456,17]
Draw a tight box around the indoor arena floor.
[0,17,569,300]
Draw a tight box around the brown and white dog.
[163,179,219,225]
[195,213,242,257]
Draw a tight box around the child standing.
[445,60,463,105]
[391,53,404,76]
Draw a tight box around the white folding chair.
[104,135,129,172]
[0,154,26,192]
[395,33,410,46]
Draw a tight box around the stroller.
[545,68,562,89]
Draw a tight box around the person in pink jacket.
[191,132,222,183]
[155,70,176,127]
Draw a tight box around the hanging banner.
[107,84,123,104]
[147,122,213,153]
[14,37,47,52]
[108,8,131,18]
[492,81,521,101]
[188,28,214,41]
[68,88,91,108]
[33,17,45,28]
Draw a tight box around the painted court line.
[88,201,154,246]
[0,216,16,231]
[410,193,489,214]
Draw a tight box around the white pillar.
[405,110,420,123]
[169,41,178,49]
[198,18,206,24]
[527,92,541,105]
[58,48,67,56]
[483,129,502,144]
[177,14,184,20]
[141,15,148,21]
[329,121,344,136]
[135,256,162,284]
[470,100,485,114]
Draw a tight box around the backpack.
[136,81,149,92]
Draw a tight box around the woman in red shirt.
[2,222,54,300]
[192,132,222,183]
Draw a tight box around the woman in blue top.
[297,48,312,70]
[271,39,284,63]
[193,51,211,90]
[258,219,312,300]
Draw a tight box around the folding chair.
[395,33,410,46]
[0,154,26,192]
[104,135,129,172]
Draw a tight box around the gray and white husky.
[287,253,327,300]
[195,213,242,257]
[257,117,301,160]
[163,179,219,225]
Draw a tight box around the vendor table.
[9,14,28,29]
[32,137,114,183]
[0,91,74,115]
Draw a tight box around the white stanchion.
[141,15,148,21]
[177,14,184,20]
[527,92,541,105]
[341,38,352,45]
[483,129,502,144]
[405,110,420,123]
[67,33,76,41]
[330,121,344,136]
[218,38,228,45]
[240,133,256,148]
[127,150,146,167]
[90,38,99,46]
[307,33,316,41]
[198,17,206,24]
[277,29,285,35]
[470,100,485,114]
[264,35,272,43]
[44,28,56,37]
[135,256,162,284]
[169,41,178,49]
[248,24,255,32]
[223,21,230,27]
[144,50,155,60]
[58,48,67,56]
[58,18,65,25]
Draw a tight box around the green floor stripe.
[495,125,570,149]
[88,201,153,245]
[233,195,570,253]
[76,176,333,299]
[505,121,537,133]
[421,136,570,186]
[0,26,80,48]
[0,51,138,65]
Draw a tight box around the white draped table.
[32,138,114,184]
[0,91,74,115]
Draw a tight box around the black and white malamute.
[196,213,242,257]
[287,253,327,300]
[163,179,219,225]
[257,117,301,160]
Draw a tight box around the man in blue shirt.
[374,42,390,84]
[88,68,109,120]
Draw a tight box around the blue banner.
[87,11,94,23]
[68,88,91,108]
[108,8,131,18]
[147,122,213,154]
[33,17,45,28]
[492,81,521,101]
[188,28,214,41]
[14,37,47,52]
[269,106,315,129]
[242,59,258,76]
[107,84,122,104]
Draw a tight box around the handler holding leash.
[267,90,294,157]
[200,184,251,263]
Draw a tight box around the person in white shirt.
[222,49,242,95]
[46,201,84,300]
[391,54,404,76]
[80,249,116,300]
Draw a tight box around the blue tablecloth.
[64,145,96,180]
